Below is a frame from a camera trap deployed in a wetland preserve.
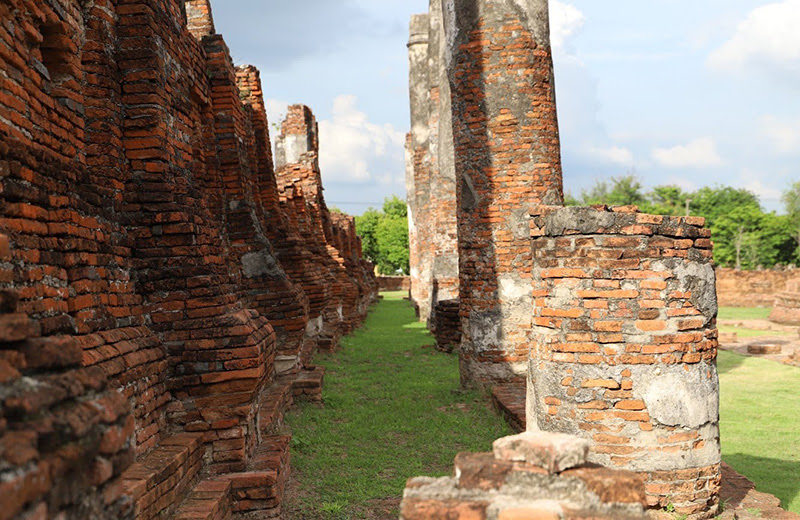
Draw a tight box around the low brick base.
[433,299,461,353]
[769,282,800,325]
[491,383,526,433]
[401,431,648,520]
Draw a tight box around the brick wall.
[770,279,800,325]
[0,1,376,517]
[528,206,721,517]
[378,276,411,291]
[716,268,799,307]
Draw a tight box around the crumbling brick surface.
[769,279,800,325]
[445,0,564,386]
[0,1,375,518]
[400,431,648,520]
[716,268,799,307]
[432,298,461,353]
[528,205,721,517]
[406,4,459,326]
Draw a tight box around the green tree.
[355,208,381,266]
[646,185,689,216]
[579,175,647,207]
[688,186,761,228]
[382,195,408,219]
[783,181,800,259]
[354,195,410,275]
[376,215,409,274]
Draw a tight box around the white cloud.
[708,0,800,81]
[265,99,289,130]
[549,1,585,51]
[651,137,723,168]
[759,115,800,154]
[585,145,634,165]
[737,170,784,203]
[318,95,405,184]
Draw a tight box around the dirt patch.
[718,318,800,367]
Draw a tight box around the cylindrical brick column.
[406,14,433,321]
[427,0,459,306]
[528,206,721,518]
[443,0,563,385]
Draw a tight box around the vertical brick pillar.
[443,0,563,386]
[406,14,433,320]
[528,206,721,518]
[427,0,460,343]
[184,0,215,38]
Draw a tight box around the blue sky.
[213,0,799,215]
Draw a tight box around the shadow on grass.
[724,453,800,512]
[717,350,748,375]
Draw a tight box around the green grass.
[285,299,800,516]
[717,307,793,337]
[719,350,800,513]
[284,291,512,519]
[718,307,773,321]
[718,325,792,338]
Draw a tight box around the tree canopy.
[566,176,800,269]
[355,195,410,275]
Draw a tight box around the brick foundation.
[432,298,461,352]
[528,206,721,518]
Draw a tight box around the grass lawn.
[285,298,800,517]
[284,291,512,519]
[719,350,800,513]
[717,306,793,337]
[718,307,773,321]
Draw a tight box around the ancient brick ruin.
[405,2,460,343]
[770,279,800,325]
[0,1,376,519]
[405,0,722,517]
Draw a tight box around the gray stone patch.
[241,249,284,279]
[639,364,719,429]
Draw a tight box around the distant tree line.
[355,196,410,275]
[566,177,800,270]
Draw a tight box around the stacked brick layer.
[528,206,721,518]
[716,268,799,307]
[769,280,800,325]
[0,1,376,518]
[432,298,461,353]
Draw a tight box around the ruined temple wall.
[443,0,564,386]
[426,0,459,307]
[274,105,368,345]
[0,1,375,517]
[406,14,433,321]
[528,206,721,517]
[406,7,459,327]
[114,0,278,474]
[770,279,800,325]
[715,267,800,307]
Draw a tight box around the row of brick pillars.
[406,0,721,517]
